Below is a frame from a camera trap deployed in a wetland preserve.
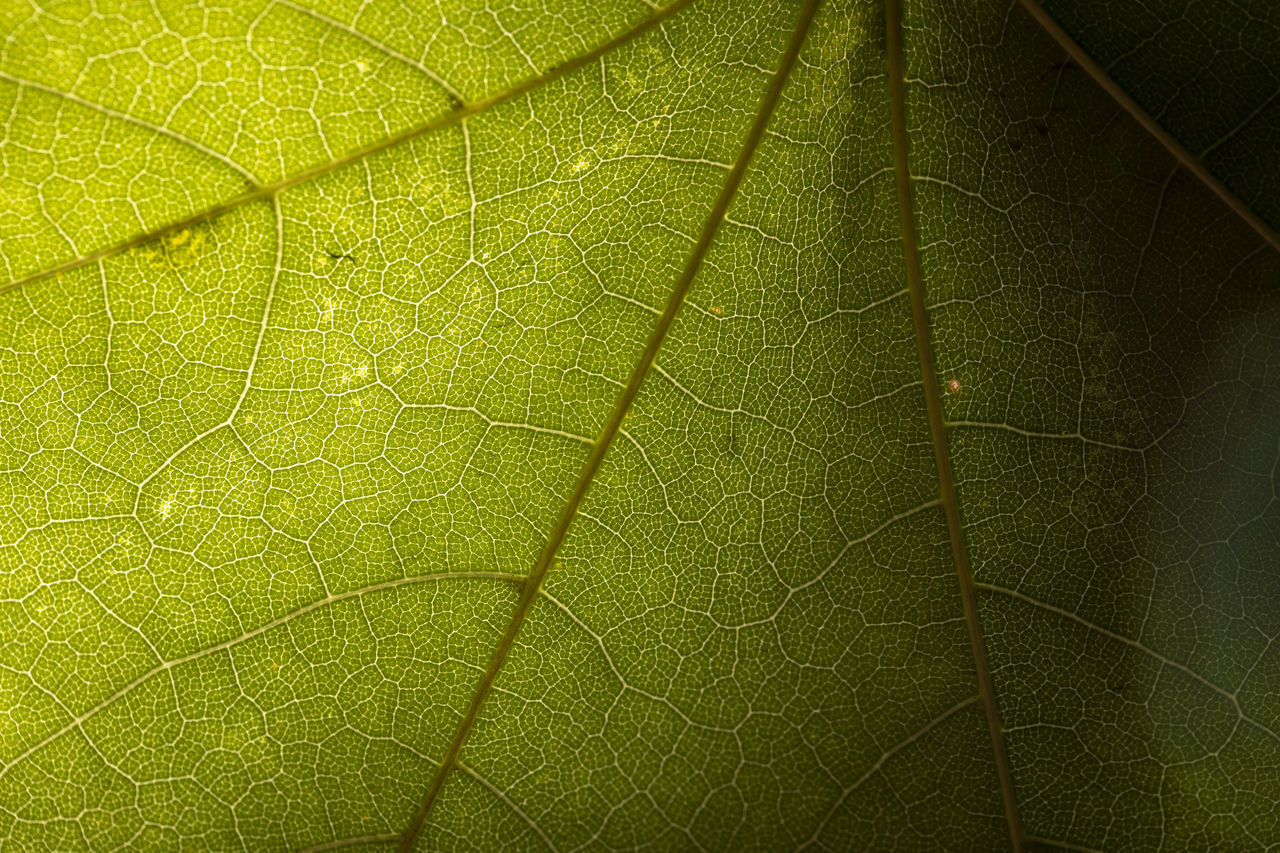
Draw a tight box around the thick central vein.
[0,0,694,296]
[883,0,1026,849]
[395,1,823,848]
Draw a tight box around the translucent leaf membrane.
[906,0,1280,849]
[439,0,1011,848]
[0,0,659,282]
[1,0,1278,849]
[0,80,253,284]
[0,578,517,850]
[1037,0,1280,230]
[0,0,854,847]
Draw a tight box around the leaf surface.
[0,0,1277,851]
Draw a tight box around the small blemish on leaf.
[158,226,208,269]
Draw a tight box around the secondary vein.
[1015,0,1280,253]
[883,0,1026,849]
[394,1,824,848]
[0,0,695,296]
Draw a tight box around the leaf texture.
[0,0,1277,851]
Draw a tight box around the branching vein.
[0,0,696,296]
[884,0,1025,847]
[394,2,824,848]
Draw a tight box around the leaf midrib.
[883,0,1025,849]
[14,0,1267,847]
[394,1,824,847]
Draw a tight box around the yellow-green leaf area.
[1,0,1277,850]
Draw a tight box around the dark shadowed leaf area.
[1,0,1277,850]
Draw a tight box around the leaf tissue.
[1,0,1277,850]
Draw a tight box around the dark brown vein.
[297,834,400,853]
[1015,0,1280,254]
[395,1,824,849]
[883,0,1026,849]
[0,0,694,297]
[1023,835,1104,853]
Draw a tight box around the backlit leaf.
[1,0,1277,850]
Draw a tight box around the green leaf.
[1,0,1276,850]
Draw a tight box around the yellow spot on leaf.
[160,228,206,268]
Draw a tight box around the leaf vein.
[0,571,524,782]
[456,760,559,853]
[0,70,261,184]
[394,3,825,847]
[799,695,982,849]
[977,582,1280,745]
[884,0,1026,846]
[0,0,696,294]
[269,0,466,103]
[1014,0,1280,252]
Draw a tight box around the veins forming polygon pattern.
[1,0,1278,851]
